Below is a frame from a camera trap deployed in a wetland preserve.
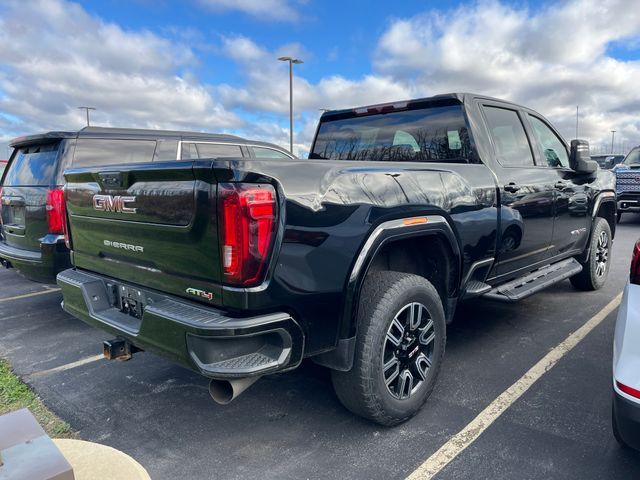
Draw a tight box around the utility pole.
[611,130,616,154]
[277,56,303,154]
[575,106,579,139]
[77,106,96,126]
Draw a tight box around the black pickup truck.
[57,93,616,425]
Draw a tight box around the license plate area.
[116,285,147,319]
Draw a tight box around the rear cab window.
[3,142,61,186]
[310,101,476,163]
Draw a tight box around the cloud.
[197,0,302,22]
[216,36,411,113]
[0,0,242,150]
[374,0,640,150]
[1,0,640,159]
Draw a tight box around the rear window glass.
[73,139,157,167]
[3,143,60,186]
[310,104,475,163]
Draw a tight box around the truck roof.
[9,126,257,148]
[320,92,521,119]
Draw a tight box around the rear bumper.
[56,268,304,379]
[613,390,640,450]
[0,235,70,283]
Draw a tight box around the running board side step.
[482,258,582,303]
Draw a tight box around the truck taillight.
[219,183,277,286]
[631,240,640,285]
[46,188,67,237]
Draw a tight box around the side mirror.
[570,139,598,174]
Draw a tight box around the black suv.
[0,127,292,282]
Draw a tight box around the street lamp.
[278,56,303,154]
[77,106,96,126]
[611,130,616,154]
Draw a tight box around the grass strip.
[0,358,76,438]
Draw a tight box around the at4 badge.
[186,287,213,301]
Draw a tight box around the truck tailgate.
[64,160,223,304]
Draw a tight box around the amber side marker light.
[403,217,428,226]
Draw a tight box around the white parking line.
[29,354,104,378]
[0,288,61,303]
[406,292,623,480]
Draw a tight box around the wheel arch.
[594,192,616,239]
[313,215,462,371]
[576,191,616,264]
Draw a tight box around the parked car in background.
[0,127,292,282]
[58,93,616,425]
[613,239,640,451]
[0,160,7,177]
[613,146,640,222]
[591,154,625,170]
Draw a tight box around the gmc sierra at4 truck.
[57,93,616,425]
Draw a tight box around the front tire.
[331,271,446,426]
[617,212,622,223]
[570,217,612,291]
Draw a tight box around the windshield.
[310,104,475,163]
[3,143,60,186]
[623,148,640,166]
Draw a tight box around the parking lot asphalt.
[2,217,640,479]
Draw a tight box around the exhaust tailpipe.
[208,377,260,405]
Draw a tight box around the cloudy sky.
[0,0,639,157]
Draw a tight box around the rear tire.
[570,217,612,291]
[331,271,446,426]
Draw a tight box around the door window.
[527,115,569,168]
[483,106,535,167]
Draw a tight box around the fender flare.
[313,215,461,371]
[577,191,616,263]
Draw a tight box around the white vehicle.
[613,240,640,450]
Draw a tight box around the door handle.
[504,183,520,193]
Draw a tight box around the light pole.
[278,56,303,154]
[77,106,96,126]
[611,130,616,154]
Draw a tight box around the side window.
[153,139,179,161]
[527,115,569,168]
[251,147,291,159]
[483,106,534,167]
[180,142,198,160]
[73,139,157,167]
[196,143,242,159]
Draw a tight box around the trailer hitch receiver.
[103,338,140,361]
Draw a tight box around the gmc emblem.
[93,194,137,214]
